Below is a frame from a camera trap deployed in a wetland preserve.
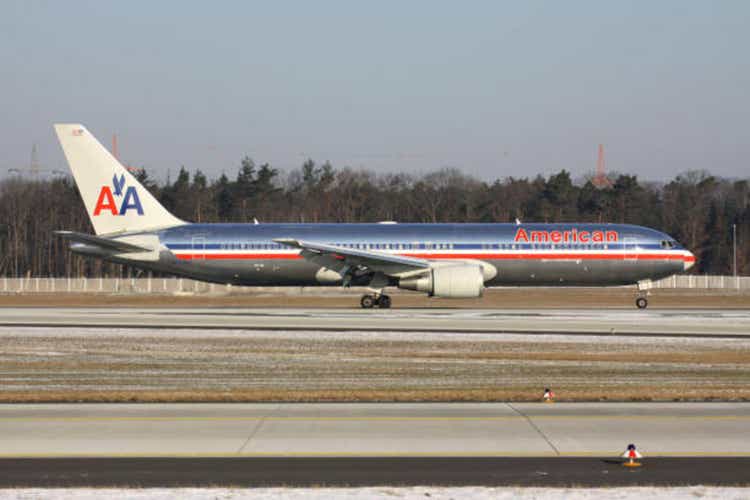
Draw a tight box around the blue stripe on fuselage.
[158,222,681,251]
[164,242,670,251]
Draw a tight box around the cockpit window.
[660,240,676,249]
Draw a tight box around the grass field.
[0,327,748,403]
[2,287,748,403]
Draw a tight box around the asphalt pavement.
[0,307,749,336]
[0,457,748,487]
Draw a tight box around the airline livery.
[54,124,695,309]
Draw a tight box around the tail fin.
[54,124,184,235]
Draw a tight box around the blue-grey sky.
[1,1,748,183]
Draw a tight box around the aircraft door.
[624,237,638,261]
[191,235,206,260]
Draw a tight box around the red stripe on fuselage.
[174,252,692,262]
[407,252,691,261]
[175,253,304,260]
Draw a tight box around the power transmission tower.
[8,144,65,178]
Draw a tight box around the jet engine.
[398,264,485,298]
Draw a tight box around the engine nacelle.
[398,265,484,298]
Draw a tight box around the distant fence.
[1,277,221,295]
[651,274,749,290]
[0,277,344,295]
[1,275,749,294]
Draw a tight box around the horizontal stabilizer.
[55,231,151,253]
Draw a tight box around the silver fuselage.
[75,222,695,287]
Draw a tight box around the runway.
[1,307,750,336]
[1,403,748,457]
[0,403,749,487]
[2,457,749,487]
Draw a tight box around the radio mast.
[592,144,612,189]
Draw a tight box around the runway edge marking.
[1,451,750,458]
[1,415,748,422]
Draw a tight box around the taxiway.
[0,308,749,336]
[1,403,749,487]
[0,403,747,457]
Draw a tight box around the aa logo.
[93,174,144,216]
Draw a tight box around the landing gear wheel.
[635,297,648,309]
[378,295,391,309]
[360,294,375,309]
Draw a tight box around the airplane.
[53,124,695,310]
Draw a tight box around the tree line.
[0,157,748,277]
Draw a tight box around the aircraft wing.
[274,238,429,277]
[55,231,152,253]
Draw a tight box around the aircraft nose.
[684,250,696,271]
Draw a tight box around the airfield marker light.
[621,443,643,467]
[542,388,555,403]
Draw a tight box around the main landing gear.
[360,293,391,309]
[635,296,648,309]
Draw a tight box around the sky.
[1,1,748,184]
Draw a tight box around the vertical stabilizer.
[54,124,184,235]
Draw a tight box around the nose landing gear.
[360,293,391,309]
[635,280,652,310]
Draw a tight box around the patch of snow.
[0,487,748,500]
[2,326,749,349]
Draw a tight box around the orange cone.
[542,388,555,403]
[621,444,643,467]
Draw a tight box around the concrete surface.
[0,308,750,336]
[0,403,748,457]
